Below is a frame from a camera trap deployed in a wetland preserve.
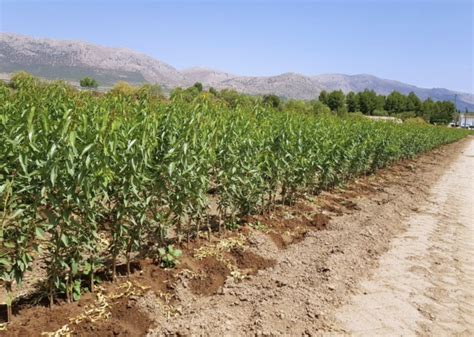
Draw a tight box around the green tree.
[219,89,243,108]
[209,87,218,96]
[346,91,359,112]
[421,98,435,121]
[376,95,386,111]
[430,101,455,124]
[358,89,378,115]
[385,91,406,113]
[171,86,201,102]
[309,100,331,114]
[284,99,311,114]
[262,94,282,110]
[326,90,345,111]
[319,90,328,105]
[79,77,98,88]
[407,92,422,114]
[137,84,163,99]
[193,82,203,92]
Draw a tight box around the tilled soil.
[146,138,473,336]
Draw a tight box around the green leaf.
[0,258,11,267]
[168,162,175,176]
[18,154,28,174]
[50,167,57,186]
[71,261,78,274]
[81,143,94,157]
[3,242,15,249]
[35,227,45,239]
[60,234,69,247]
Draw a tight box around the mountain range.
[1,33,472,111]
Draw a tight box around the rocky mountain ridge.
[1,33,472,110]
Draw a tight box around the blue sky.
[1,0,472,93]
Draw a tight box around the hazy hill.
[1,33,472,110]
[0,33,185,88]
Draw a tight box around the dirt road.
[336,138,474,336]
[147,139,473,336]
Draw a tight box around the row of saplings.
[0,75,469,324]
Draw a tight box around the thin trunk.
[267,191,272,213]
[187,217,192,245]
[281,184,287,204]
[6,303,12,323]
[176,216,182,244]
[112,254,117,281]
[49,280,54,308]
[223,209,227,233]
[207,218,212,241]
[157,225,164,245]
[126,241,132,276]
[6,287,12,322]
[196,218,201,243]
[90,270,95,293]
[66,277,71,303]
[126,254,131,276]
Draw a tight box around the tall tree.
[326,90,345,111]
[319,90,328,105]
[346,91,359,112]
[407,92,422,114]
[193,82,203,92]
[358,89,378,115]
[421,98,435,121]
[430,101,455,124]
[385,91,406,113]
[310,100,331,114]
[262,94,282,110]
[376,94,386,111]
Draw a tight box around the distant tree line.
[168,83,457,124]
[318,89,456,124]
[73,76,456,125]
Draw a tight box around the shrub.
[79,77,98,88]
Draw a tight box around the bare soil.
[335,138,474,336]
[1,137,472,336]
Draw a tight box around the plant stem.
[112,254,117,281]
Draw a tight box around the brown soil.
[187,257,230,296]
[4,301,84,337]
[309,213,330,230]
[130,260,176,295]
[2,282,155,337]
[1,227,275,336]
[247,205,328,249]
[229,248,276,275]
[71,298,153,337]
